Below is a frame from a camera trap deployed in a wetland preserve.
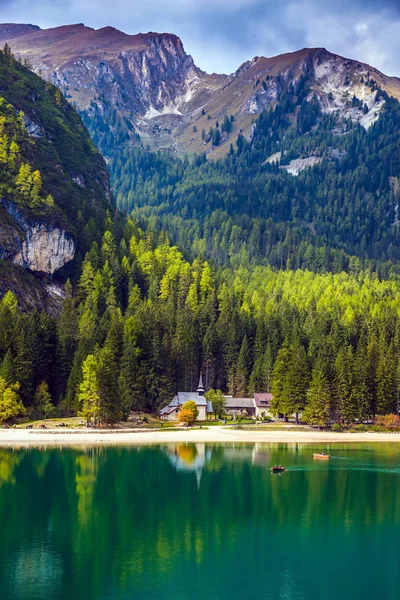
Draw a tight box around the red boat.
[271,465,287,473]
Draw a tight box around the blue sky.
[1,0,400,76]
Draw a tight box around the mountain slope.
[0,23,223,153]
[114,83,400,275]
[2,23,400,158]
[3,23,400,276]
[0,47,112,310]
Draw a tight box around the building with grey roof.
[160,375,213,421]
[160,375,274,421]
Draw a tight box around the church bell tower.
[197,373,205,396]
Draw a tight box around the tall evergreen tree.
[235,334,251,396]
[303,360,332,427]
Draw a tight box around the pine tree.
[56,280,79,401]
[34,381,55,419]
[235,334,251,396]
[78,354,100,425]
[248,355,265,395]
[118,319,141,417]
[376,341,397,415]
[288,342,309,424]
[352,338,371,422]
[0,350,15,384]
[13,316,35,406]
[335,345,355,423]
[263,343,274,394]
[96,310,124,424]
[302,361,331,427]
[271,339,291,418]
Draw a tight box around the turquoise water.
[0,443,399,599]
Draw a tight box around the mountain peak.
[0,23,40,42]
[2,22,400,157]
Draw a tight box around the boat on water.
[271,465,287,473]
[313,453,331,459]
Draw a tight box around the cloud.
[355,22,368,36]
[0,0,400,76]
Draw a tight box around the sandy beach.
[0,426,400,447]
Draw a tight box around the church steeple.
[197,373,205,396]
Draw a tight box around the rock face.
[2,24,215,115]
[2,23,400,158]
[50,30,204,116]
[0,200,75,275]
[13,225,74,274]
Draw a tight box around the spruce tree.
[271,339,291,418]
[56,280,78,401]
[353,338,371,421]
[376,341,397,415]
[288,342,309,424]
[303,361,331,427]
[235,334,251,396]
[34,382,55,419]
[0,351,15,384]
[118,320,141,417]
[335,346,354,423]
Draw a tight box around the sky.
[1,0,400,76]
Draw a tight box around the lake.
[0,443,399,600]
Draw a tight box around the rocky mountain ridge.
[0,48,112,310]
[3,23,400,157]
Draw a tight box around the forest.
[0,45,111,265]
[2,51,400,425]
[82,76,400,277]
[2,218,400,426]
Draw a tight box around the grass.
[18,415,204,430]
[231,423,314,431]
[20,416,84,428]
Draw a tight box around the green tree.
[235,334,251,396]
[118,319,141,417]
[34,381,56,419]
[271,339,291,418]
[205,389,226,418]
[98,345,122,425]
[376,341,397,415]
[288,342,309,424]
[302,361,331,427]
[0,378,25,424]
[0,350,15,384]
[78,354,100,425]
[335,345,355,423]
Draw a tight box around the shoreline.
[1,426,400,447]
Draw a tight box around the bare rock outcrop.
[0,199,75,275]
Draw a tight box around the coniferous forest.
[2,48,400,425]
[84,77,400,276]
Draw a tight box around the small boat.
[271,465,287,473]
[313,453,331,459]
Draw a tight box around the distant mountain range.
[2,22,400,158]
[2,21,400,285]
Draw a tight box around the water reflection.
[0,444,399,600]
[165,444,212,487]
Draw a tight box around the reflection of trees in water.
[0,444,399,598]
[0,449,23,487]
[75,449,101,526]
[176,444,198,466]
